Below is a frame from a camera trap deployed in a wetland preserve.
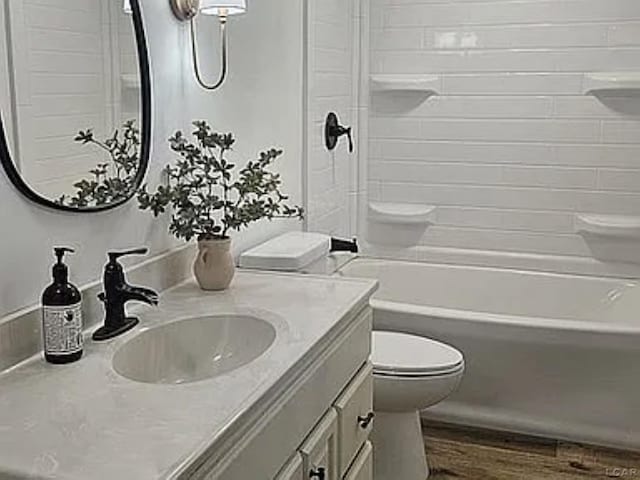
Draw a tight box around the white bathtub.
[338,258,640,451]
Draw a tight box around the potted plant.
[138,121,304,290]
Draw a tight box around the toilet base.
[371,410,429,480]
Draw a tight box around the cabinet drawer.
[343,442,372,480]
[300,409,338,480]
[333,363,374,477]
[274,453,303,480]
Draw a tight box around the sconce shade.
[200,0,247,16]
[123,0,132,14]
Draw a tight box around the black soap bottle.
[42,248,83,364]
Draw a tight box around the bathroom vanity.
[0,271,377,480]
[199,309,374,480]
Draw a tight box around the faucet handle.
[325,112,355,153]
[108,248,149,263]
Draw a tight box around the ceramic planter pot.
[193,238,235,291]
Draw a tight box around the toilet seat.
[372,331,464,378]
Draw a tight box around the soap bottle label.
[43,302,83,355]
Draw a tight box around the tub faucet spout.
[331,237,359,254]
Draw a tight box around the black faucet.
[92,248,159,341]
[331,237,359,254]
[325,112,354,153]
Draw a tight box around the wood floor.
[423,421,640,479]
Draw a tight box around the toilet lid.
[239,232,331,271]
[372,331,464,376]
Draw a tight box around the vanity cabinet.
[334,363,374,477]
[343,442,373,480]
[188,307,374,480]
[276,364,373,480]
[299,409,339,480]
[274,455,303,480]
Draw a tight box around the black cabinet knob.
[309,467,326,479]
[357,412,375,429]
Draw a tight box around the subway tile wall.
[368,0,640,275]
[306,0,359,237]
[5,0,136,199]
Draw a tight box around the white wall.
[367,0,640,276]
[306,0,359,237]
[0,0,304,321]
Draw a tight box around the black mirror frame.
[0,0,152,213]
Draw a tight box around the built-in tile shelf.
[370,74,441,95]
[575,214,640,238]
[121,74,140,90]
[368,202,436,225]
[582,73,640,97]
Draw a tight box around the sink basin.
[112,315,276,385]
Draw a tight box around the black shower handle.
[343,126,354,153]
[325,112,354,153]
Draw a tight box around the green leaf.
[131,120,303,241]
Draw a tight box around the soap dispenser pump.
[42,247,83,364]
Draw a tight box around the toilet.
[371,331,464,480]
[240,232,465,479]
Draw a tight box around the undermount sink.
[112,315,277,385]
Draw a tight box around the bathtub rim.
[371,298,640,335]
[339,257,640,335]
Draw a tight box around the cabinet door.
[274,453,304,480]
[343,442,373,480]
[333,363,374,477]
[299,409,338,480]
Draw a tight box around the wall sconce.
[170,0,247,91]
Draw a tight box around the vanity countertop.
[0,270,377,480]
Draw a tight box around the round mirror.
[0,0,151,212]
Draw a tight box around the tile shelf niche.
[368,202,436,225]
[370,74,441,95]
[582,73,640,97]
[575,214,640,239]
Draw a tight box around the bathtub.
[338,258,640,451]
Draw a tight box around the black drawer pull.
[309,467,326,479]
[357,412,375,429]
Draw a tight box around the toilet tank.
[239,232,331,272]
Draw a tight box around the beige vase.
[193,238,235,291]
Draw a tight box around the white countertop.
[0,271,377,480]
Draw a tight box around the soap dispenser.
[42,247,83,364]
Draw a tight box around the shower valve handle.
[325,112,354,153]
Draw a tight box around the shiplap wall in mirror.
[0,0,150,211]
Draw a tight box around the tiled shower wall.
[368,0,640,275]
[306,0,360,237]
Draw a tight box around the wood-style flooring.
[423,421,640,479]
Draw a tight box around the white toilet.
[240,233,465,479]
[371,331,464,480]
